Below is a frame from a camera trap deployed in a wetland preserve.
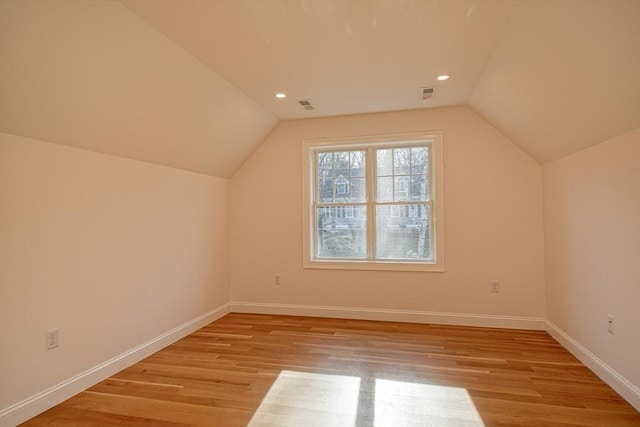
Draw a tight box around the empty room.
[1,0,639,426]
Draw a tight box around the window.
[302,131,444,271]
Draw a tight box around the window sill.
[303,259,445,272]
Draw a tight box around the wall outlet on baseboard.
[46,328,59,350]
[490,280,500,293]
[607,315,614,334]
[273,274,281,286]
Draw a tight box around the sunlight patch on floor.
[247,371,361,427]
[374,379,484,427]
[248,370,484,427]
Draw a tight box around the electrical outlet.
[490,280,500,293]
[273,274,281,286]
[607,315,614,335]
[46,329,59,350]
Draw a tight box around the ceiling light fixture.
[275,93,287,99]
[436,75,450,81]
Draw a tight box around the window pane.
[411,147,428,175]
[393,148,410,175]
[377,176,393,202]
[350,177,366,202]
[335,151,349,172]
[377,149,392,176]
[376,204,431,260]
[317,206,366,258]
[317,152,333,178]
[394,176,410,201]
[410,174,427,201]
[319,178,333,203]
[334,177,350,202]
[350,151,365,177]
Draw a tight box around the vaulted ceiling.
[1,0,638,177]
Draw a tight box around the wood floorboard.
[22,313,640,426]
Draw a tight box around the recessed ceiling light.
[436,75,450,81]
[275,93,287,99]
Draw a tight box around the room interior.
[0,0,638,425]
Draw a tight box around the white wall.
[544,128,640,394]
[230,107,546,324]
[0,133,230,413]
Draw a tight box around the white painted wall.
[544,128,640,392]
[0,133,230,412]
[229,107,546,322]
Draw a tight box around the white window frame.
[302,131,444,272]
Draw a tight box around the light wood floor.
[23,313,640,426]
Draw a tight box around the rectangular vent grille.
[421,87,435,100]
[297,99,314,110]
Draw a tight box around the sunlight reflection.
[248,371,484,426]
[248,371,361,427]
[375,379,484,426]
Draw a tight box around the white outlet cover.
[46,329,59,350]
[607,315,614,334]
[490,281,500,293]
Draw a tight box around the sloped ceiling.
[470,0,640,162]
[1,0,638,177]
[0,0,277,178]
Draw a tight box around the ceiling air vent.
[297,99,315,110]
[421,87,435,100]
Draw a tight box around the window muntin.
[303,132,444,272]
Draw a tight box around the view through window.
[303,132,444,272]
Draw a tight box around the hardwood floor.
[23,313,640,426]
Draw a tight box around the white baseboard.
[0,303,231,427]
[545,320,640,412]
[231,301,546,330]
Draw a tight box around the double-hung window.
[302,131,444,271]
